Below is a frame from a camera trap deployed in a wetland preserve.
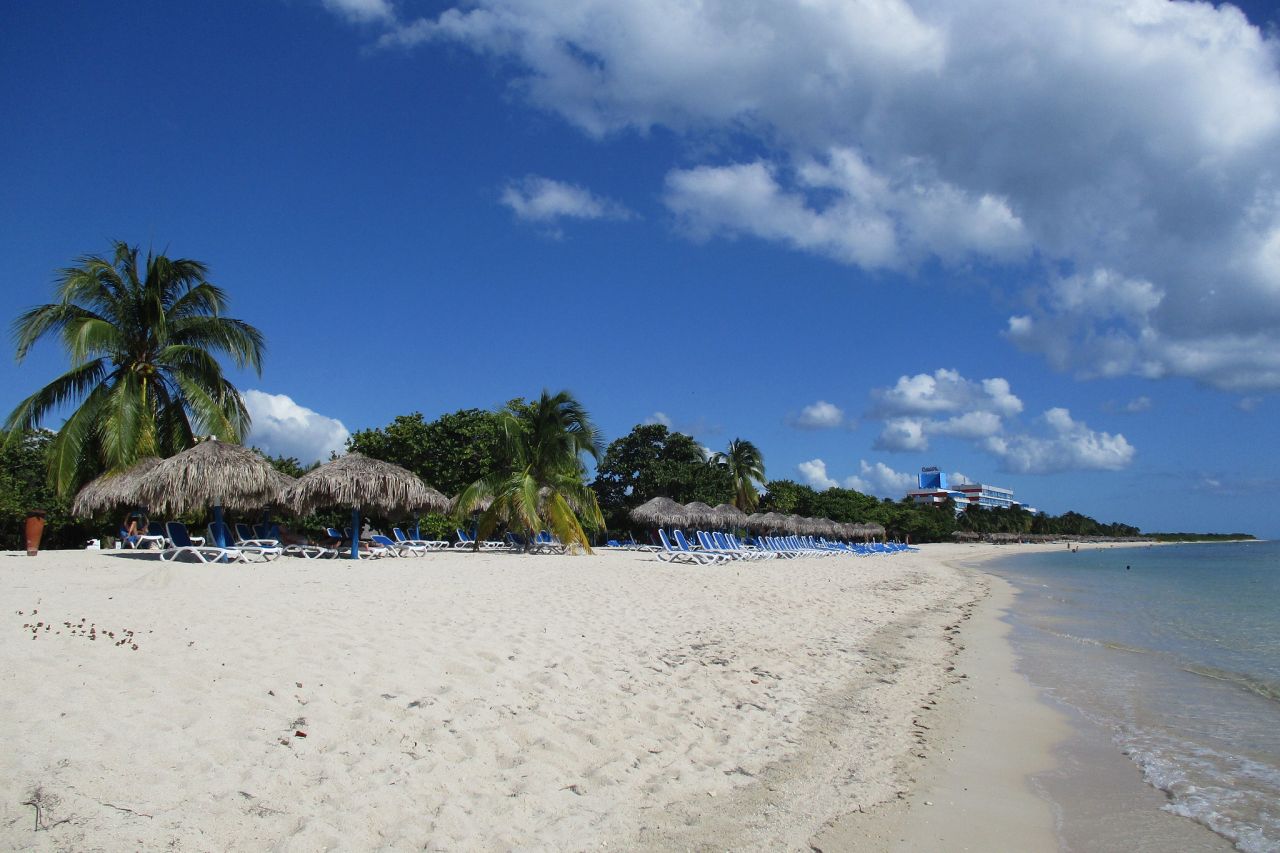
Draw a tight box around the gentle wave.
[1126,737,1280,853]
[1180,663,1280,705]
[1034,626,1154,657]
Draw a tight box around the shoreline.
[813,542,1234,852]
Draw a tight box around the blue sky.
[4,0,1280,535]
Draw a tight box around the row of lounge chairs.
[652,529,918,565]
[119,519,576,562]
[454,529,568,554]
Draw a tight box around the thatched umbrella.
[683,501,717,528]
[135,439,294,547]
[630,496,688,528]
[712,503,748,530]
[72,456,162,518]
[756,512,789,533]
[743,512,770,532]
[281,452,449,559]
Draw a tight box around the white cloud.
[665,150,1029,269]
[321,0,393,24]
[644,411,673,427]
[1236,396,1262,412]
[844,459,916,498]
[873,369,1023,418]
[865,369,1135,473]
[800,458,917,498]
[337,0,1280,391]
[983,408,1135,474]
[790,400,844,429]
[501,175,633,229]
[874,417,929,452]
[798,458,839,490]
[1124,396,1153,413]
[243,390,350,465]
[871,369,1022,449]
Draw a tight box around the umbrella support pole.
[213,505,227,548]
[351,508,360,560]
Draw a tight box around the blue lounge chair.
[454,528,505,550]
[534,530,566,554]
[370,534,416,557]
[160,521,244,563]
[208,521,282,562]
[394,527,448,550]
[656,529,720,565]
[697,530,746,561]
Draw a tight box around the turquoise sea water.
[989,541,1280,852]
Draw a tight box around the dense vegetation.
[2,412,1253,549]
[0,430,92,550]
[1145,532,1257,542]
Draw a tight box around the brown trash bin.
[24,510,47,556]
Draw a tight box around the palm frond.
[169,315,265,372]
[2,359,109,435]
[47,385,110,497]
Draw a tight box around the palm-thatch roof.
[71,456,163,517]
[281,452,449,516]
[712,503,748,528]
[683,501,717,527]
[135,439,294,515]
[753,511,789,532]
[861,522,887,539]
[630,496,688,527]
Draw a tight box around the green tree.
[592,424,732,528]
[455,390,606,553]
[759,479,812,514]
[710,437,766,512]
[0,429,92,549]
[347,408,505,496]
[5,242,265,497]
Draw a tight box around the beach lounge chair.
[655,529,721,565]
[140,521,168,549]
[209,521,282,561]
[283,541,338,559]
[674,529,731,564]
[371,533,422,557]
[715,531,770,560]
[454,529,505,550]
[534,530,566,554]
[697,530,746,560]
[159,521,244,563]
[235,522,282,549]
[394,527,448,550]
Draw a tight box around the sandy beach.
[0,542,1217,851]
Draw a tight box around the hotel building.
[907,467,1033,514]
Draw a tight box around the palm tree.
[454,390,606,553]
[711,438,766,512]
[5,242,265,498]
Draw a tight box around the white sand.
[1,543,996,850]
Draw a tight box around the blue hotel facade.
[907,467,1029,514]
